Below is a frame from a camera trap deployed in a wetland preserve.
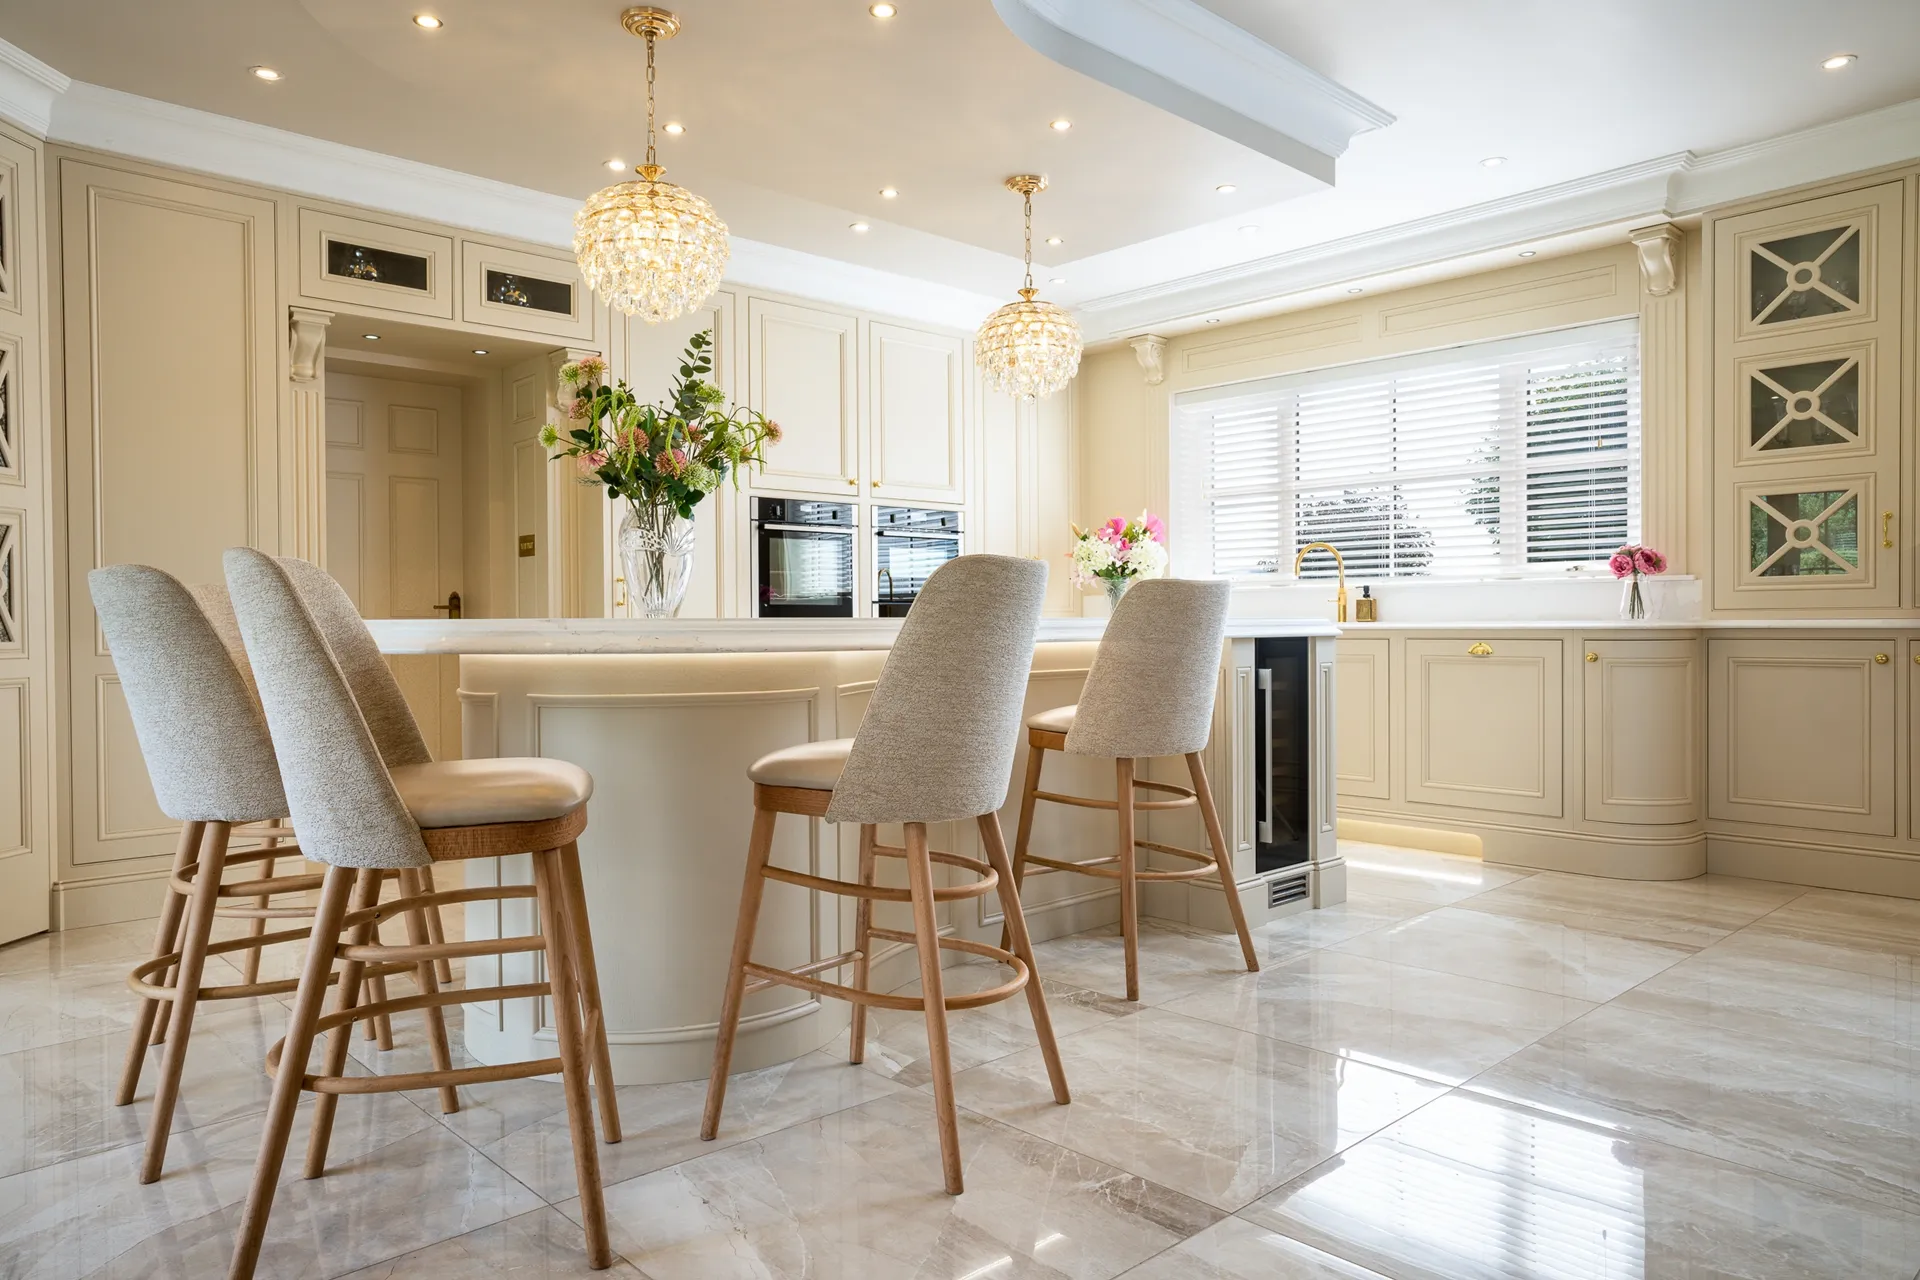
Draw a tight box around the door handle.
[430,591,462,620]
[1467,641,1493,657]
[614,577,627,610]
[1883,511,1894,549]
[1257,668,1274,846]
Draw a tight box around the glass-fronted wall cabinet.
[1712,182,1905,611]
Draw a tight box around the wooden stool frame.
[227,808,621,1279]
[1004,728,1259,1001]
[702,783,1070,1195]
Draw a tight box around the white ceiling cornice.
[0,34,67,137]
[993,0,1392,183]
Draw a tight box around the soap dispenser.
[1355,585,1378,622]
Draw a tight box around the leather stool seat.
[1025,704,1077,735]
[746,738,853,791]
[391,758,594,828]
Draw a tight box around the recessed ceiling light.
[1045,235,1062,245]
[412,14,442,29]
[605,158,627,171]
[472,349,489,356]
[1347,287,1363,294]
[1822,53,1857,70]
[879,187,899,199]
[1050,277,1067,284]
[663,122,685,135]
[362,333,380,341]
[1215,183,1238,194]
[1205,317,1222,324]
[249,65,281,81]
[1238,224,1259,235]
[1480,156,1506,168]
[850,222,870,233]
[1049,118,1072,131]
[869,2,897,16]
[1518,249,1537,258]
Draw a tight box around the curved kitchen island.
[367,616,1342,1085]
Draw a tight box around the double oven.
[751,497,961,619]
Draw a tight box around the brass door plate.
[518,534,537,557]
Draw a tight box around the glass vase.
[1104,575,1133,612]
[1619,576,1646,621]
[619,501,695,619]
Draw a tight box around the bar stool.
[221,547,619,1278]
[88,565,444,1185]
[1003,578,1258,1002]
[701,555,1070,1195]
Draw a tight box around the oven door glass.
[758,528,854,617]
[874,533,960,616]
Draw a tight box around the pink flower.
[577,449,610,473]
[764,420,784,444]
[1608,551,1635,579]
[1139,511,1167,543]
[617,425,648,453]
[564,396,591,421]
[1633,547,1667,575]
[658,448,689,478]
[574,356,607,382]
[1101,517,1128,542]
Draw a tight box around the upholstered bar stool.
[222,548,619,1278]
[1003,578,1258,1002]
[89,565,441,1185]
[701,555,1070,1195]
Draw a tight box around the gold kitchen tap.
[1293,542,1348,622]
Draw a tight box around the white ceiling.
[5,0,1920,324]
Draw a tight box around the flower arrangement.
[1609,543,1667,620]
[1070,511,1169,607]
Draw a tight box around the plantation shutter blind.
[1173,320,1640,580]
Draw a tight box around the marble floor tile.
[0,958,139,1057]
[1340,842,1534,909]
[0,919,159,978]
[1025,918,1302,1007]
[1334,906,1694,1001]
[1470,1000,1920,1213]
[951,1006,1447,1211]
[564,1090,1221,1280]
[1255,896,1432,952]
[855,955,1124,1089]
[1115,1215,1391,1279]
[1161,949,1595,1085]
[1245,1089,1920,1280]
[333,1205,650,1278]
[1456,869,1806,948]
[1734,888,1920,980]
[463,1046,907,1203]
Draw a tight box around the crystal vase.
[1619,576,1646,621]
[1104,575,1133,612]
[619,501,695,619]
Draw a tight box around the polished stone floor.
[5,843,1920,1278]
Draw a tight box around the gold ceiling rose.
[976,174,1082,399]
[573,6,729,323]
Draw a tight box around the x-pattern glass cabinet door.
[1712,181,1905,611]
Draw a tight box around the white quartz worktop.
[365,615,1341,655]
[1333,618,1920,631]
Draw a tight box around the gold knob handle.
[871,480,880,488]
[1585,651,1599,662]
[1467,642,1493,657]
[1883,511,1894,548]
[846,477,858,487]
[1875,653,1889,664]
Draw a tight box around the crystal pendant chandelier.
[574,7,729,323]
[976,175,1082,399]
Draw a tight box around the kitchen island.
[368,617,1341,1085]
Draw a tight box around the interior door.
[325,370,464,758]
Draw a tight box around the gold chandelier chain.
[1023,190,1034,293]
[644,31,658,169]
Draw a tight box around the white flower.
[1070,535,1118,588]
[1123,537,1168,579]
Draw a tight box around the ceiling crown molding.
[992,0,1392,184]
[0,37,69,137]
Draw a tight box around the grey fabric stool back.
[1064,577,1231,759]
[275,554,432,769]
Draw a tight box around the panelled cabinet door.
[867,322,965,504]
[1581,639,1700,824]
[746,298,858,494]
[1712,183,1903,611]
[1707,638,1896,836]
[297,207,455,319]
[1403,637,1563,818]
[1333,635,1390,800]
[460,240,595,342]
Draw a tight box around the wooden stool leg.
[418,862,455,985]
[239,822,288,986]
[558,841,622,1143]
[117,820,203,1106]
[847,824,877,1065]
[701,806,776,1141]
[304,867,385,1179]
[228,865,354,1280]
[1116,758,1140,1002]
[139,821,231,1184]
[998,744,1045,953]
[398,868,461,1114]
[978,812,1069,1105]
[362,874,396,1050]
[150,821,206,1048]
[906,821,964,1194]
[1189,752,1258,972]
[534,851,612,1269]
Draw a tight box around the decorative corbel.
[288,307,334,383]
[1129,333,1168,386]
[1628,223,1682,297]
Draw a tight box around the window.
[1172,320,1641,580]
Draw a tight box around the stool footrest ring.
[267,983,556,1093]
[742,931,1029,1013]
[762,852,996,903]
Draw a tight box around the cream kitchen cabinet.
[1334,634,1390,800]
[1582,638,1701,824]
[1708,637,1896,836]
[746,296,860,494]
[867,321,965,504]
[296,205,456,320]
[1403,637,1564,818]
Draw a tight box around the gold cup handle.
[1467,642,1494,657]
[1884,511,1895,549]
[614,576,628,610]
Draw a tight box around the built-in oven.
[752,497,855,618]
[873,506,962,617]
